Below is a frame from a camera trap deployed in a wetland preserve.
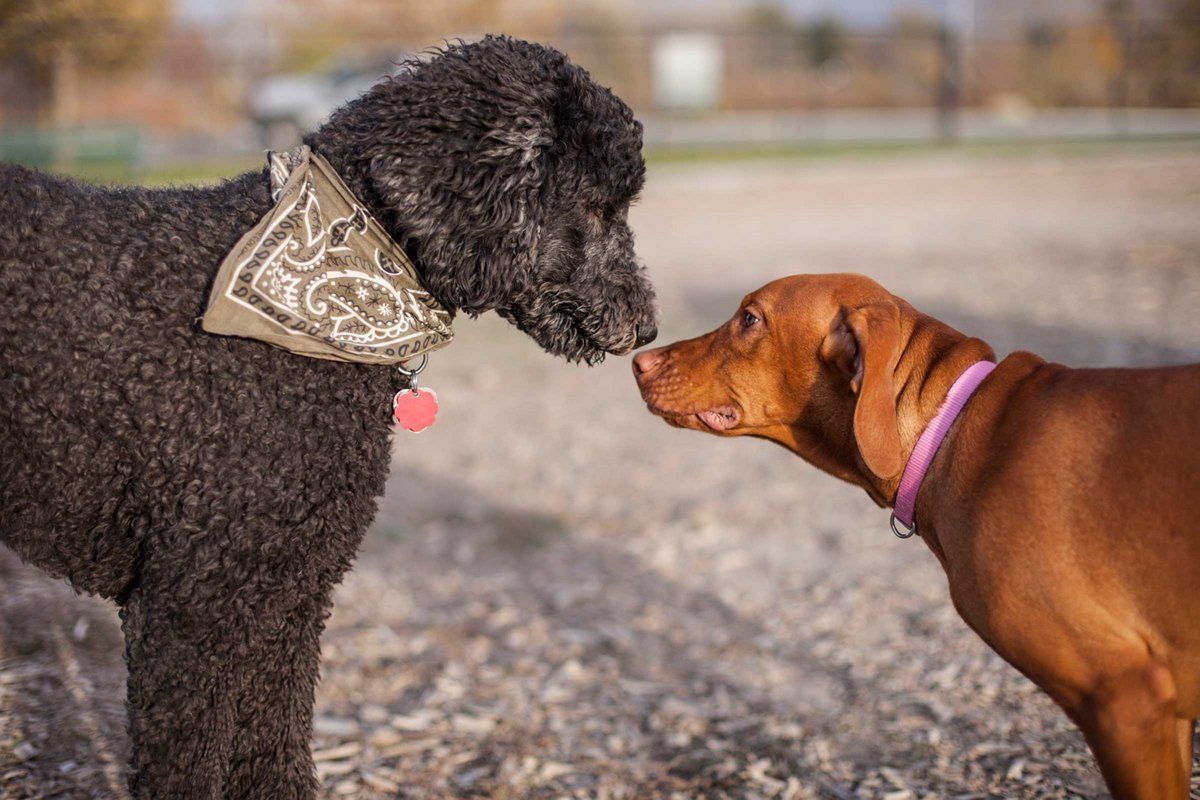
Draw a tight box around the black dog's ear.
[363,36,559,240]
[346,36,567,317]
[551,65,646,206]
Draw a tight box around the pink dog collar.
[890,360,996,538]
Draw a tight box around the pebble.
[312,743,362,763]
[358,704,389,725]
[312,716,358,738]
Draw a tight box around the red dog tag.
[393,388,439,433]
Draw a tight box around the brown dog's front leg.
[1071,663,1189,800]
[1179,718,1196,786]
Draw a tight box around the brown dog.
[633,273,1200,799]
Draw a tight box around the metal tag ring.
[396,353,428,378]
[889,512,917,539]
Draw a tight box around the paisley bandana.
[202,146,453,364]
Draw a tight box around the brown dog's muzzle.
[633,341,741,432]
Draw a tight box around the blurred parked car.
[249,60,402,150]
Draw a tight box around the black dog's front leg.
[225,588,333,800]
[121,576,243,799]
[120,553,331,800]
[120,542,338,796]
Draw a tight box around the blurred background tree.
[0,0,168,126]
[802,16,845,70]
[277,0,510,71]
[1159,0,1200,105]
[0,0,1197,177]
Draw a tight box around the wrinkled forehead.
[742,274,889,317]
[740,276,834,323]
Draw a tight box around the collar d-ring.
[889,512,917,539]
[396,353,428,378]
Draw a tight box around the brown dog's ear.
[822,303,905,479]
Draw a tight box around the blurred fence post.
[51,46,81,171]
[1106,0,1134,139]
[937,23,961,143]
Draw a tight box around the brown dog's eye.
[742,310,760,329]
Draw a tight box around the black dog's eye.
[742,310,760,329]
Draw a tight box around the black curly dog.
[0,37,655,798]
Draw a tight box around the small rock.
[358,704,389,725]
[376,738,439,758]
[315,760,357,781]
[367,727,403,748]
[312,742,361,762]
[744,759,784,792]
[313,716,358,738]
[363,771,401,792]
[452,714,497,736]
[454,764,490,790]
[390,710,439,732]
[880,766,908,789]
[538,761,574,782]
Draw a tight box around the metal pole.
[937,22,961,142]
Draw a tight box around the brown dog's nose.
[633,347,666,376]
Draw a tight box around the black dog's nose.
[634,322,658,348]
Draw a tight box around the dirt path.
[3,147,1199,799]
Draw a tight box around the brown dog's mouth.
[644,402,741,433]
[695,406,740,431]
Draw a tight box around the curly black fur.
[0,36,655,799]
[311,37,654,363]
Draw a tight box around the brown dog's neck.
[862,310,995,508]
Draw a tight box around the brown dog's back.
[962,359,1200,707]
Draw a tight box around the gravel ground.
[3,146,1200,799]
